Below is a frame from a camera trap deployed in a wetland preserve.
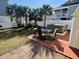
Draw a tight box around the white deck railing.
[37,20,72,30]
[48,20,72,30]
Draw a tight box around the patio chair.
[49,28,58,41]
[33,28,38,37]
[33,27,43,38]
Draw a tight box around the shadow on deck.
[27,31,79,59]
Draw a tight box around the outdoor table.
[41,28,52,36]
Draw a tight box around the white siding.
[0,0,8,16]
[70,6,79,49]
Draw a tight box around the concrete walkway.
[0,43,54,59]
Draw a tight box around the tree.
[29,8,43,27]
[6,4,22,27]
[32,8,38,26]
[22,7,30,27]
[14,5,23,27]
[41,5,52,28]
[6,5,14,22]
[6,4,52,28]
[28,9,34,24]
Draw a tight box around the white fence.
[48,20,72,30]
[0,16,72,30]
[0,16,17,29]
[0,16,11,22]
[37,20,72,30]
[0,22,17,29]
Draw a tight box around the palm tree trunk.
[16,17,19,27]
[25,16,27,27]
[10,15,13,22]
[44,15,46,28]
[35,19,37,27]
[29,17,31,25]
[18,17,21,27]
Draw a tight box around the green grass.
[0,28,32,55]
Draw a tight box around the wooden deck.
[56,31,70,41]
[27,31,79,59]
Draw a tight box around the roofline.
[72,6,79,16]
[61,0,79,7]
[54,6,69,10]
[54,4,79,11]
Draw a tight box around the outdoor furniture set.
[34,24,67,41]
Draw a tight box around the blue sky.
[8,0,68,8]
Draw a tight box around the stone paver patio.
[0,43,54,59]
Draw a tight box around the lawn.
[0,28,32,55]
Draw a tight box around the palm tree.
[37,8,43,22]
[22,7,30,27]
[28,9,34,24]
[14,5,23,27]
[14,5,19,27]
[6,4,21,27]
[29,8,43,27]
[32,8,38,26]
[6,5,14,22]
[41,5,52,28]
[34,8,43,26]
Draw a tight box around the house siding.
[70,6,79,49]
[0,0,8,16]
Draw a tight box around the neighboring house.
[51,0,79,30]
[0,0,8,16]
[0,0,17,29]
[53,0,79,20]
